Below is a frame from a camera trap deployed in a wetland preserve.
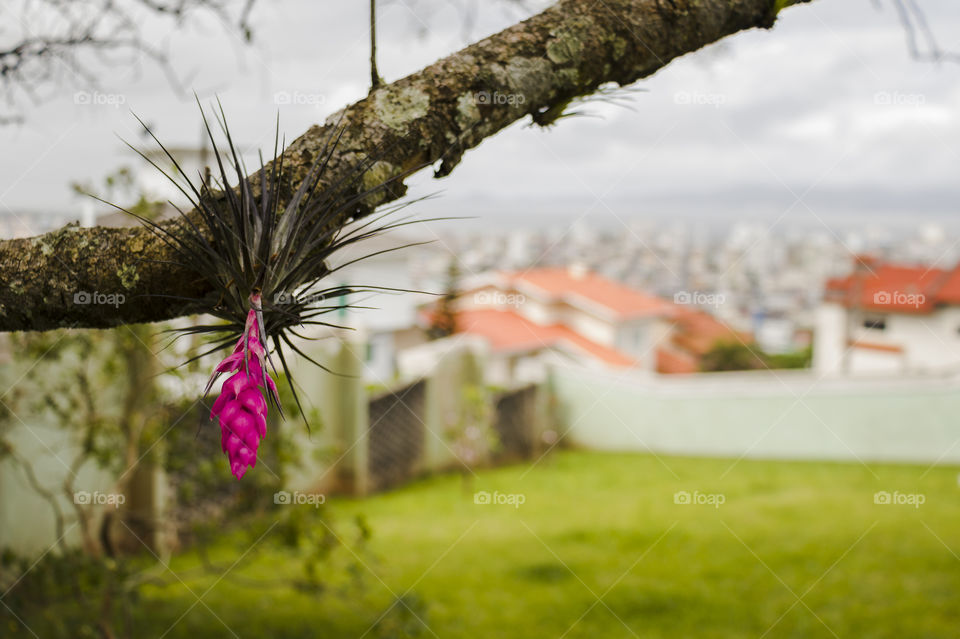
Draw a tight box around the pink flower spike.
[209,299,277,480]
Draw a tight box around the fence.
[321,339,550,495]
[367,380,427,492]
[493,385,541,462]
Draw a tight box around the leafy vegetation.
[701,341,813,372]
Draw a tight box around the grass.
[140,451,960,638]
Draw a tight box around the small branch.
[887,0,960,63]
[370,0,383,91]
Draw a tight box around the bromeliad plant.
[114,103,423,479]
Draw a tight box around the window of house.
[863,316,886,331]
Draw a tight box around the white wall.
[553,363,960,464]
[847,347,904,374]
[898,309,960,374]
[516,296,557,326]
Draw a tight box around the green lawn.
[141,451,960,638]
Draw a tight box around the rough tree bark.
[0,0,811,332]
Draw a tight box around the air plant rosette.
[111,102,427,479]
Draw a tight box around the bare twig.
[882,0,960,63]
[0,0,259,122]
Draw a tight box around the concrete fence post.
[423,342,489,473]
[531,378,554,457]
[423,350,457,473]
[327,340,370,495]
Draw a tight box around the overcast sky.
[1,0,958,234]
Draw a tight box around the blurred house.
[410,266,747,384]
[814,256,960,376]
[322,228,448,382]
[659,306,752,374]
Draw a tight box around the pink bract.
[208,298,276,479]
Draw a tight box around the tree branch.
[0,0,811,332]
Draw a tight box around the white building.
[813,256,960,376]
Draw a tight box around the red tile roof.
[934,266,960,305]
[504,268,674,320]
[824,257,960,314]
[669,307,748,356]
[656,348,699,374]
[453,308,637,367]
